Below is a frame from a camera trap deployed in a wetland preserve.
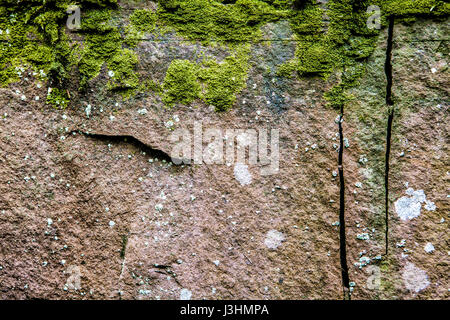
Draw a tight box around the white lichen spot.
[137,108,148,115]
[234,163,252,186]
[213,260,220,266]
[402,262,430,293]
[357,233,370,241]
[109,220,115,227]
[424,243,435,253]
[179,288,192,300]
[406,188,425,201]
[264,230,285,249]
[424,200,436,211]
[395,188,435,221]
[85,104,92,118]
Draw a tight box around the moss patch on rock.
[157,0,288,43]
[198,45,250,111]
[162,59,201,106]
[0,0,448,109]
[162,45,250,111]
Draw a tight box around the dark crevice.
[120,234,128,260]
[384,16,395,256]
[69,130,184,165]
[337,104,350,300]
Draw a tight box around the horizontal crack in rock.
[68,130,185,165]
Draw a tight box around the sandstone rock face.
[0,1,448,300]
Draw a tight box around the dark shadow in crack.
[69,130,187,166]
[384,16,395,256]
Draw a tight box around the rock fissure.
[337,104,350,300]
[384,16,395,256]
[68,130,182,165]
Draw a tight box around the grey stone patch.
[402,262,430,293]
[234,163,252,186]
[264,230,285,249]
[251,21,296,113]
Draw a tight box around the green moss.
[161,45,250,111]
[162,59,201,106]
[124,9,157,47]
[157,0,288,43]
[107,48,139,90]
[281,0,378,80]
[0,0,448,109]
[0,1,141,105]
[0,1,77,94]
[79,8,114,33]
[77,7,139,96]
[289,1,323,35]
[381,0,449,18]
[139,79,163,94]
[129,9,156,33]
[279,0,448,109]
[78,9,120,87]
[46,87,69,108]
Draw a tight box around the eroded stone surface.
[0,5,448,301]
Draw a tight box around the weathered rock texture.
[0,1,448,300]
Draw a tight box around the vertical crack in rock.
[384,16,395,256]
[338,103,350,299]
